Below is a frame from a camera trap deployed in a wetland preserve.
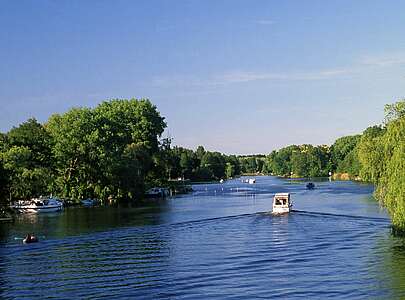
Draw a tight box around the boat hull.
[14,205,63,213]
[272,207,291,214]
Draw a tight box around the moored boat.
[145,187,170,198]
[12,197,63,213]
[272,193,292,214]
[81,198,99,207]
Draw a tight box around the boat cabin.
[272,193,292,214]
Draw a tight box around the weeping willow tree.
[376,102,405,234]
[358,100,405,234]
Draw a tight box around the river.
[1,176,405,299]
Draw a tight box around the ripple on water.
[0,208,402,299]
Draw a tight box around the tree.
[371,100,405,232]
[1,146,51,199]
[1,117,55,201]
[357,126,386,182]
[196,146,205,161]
[7,118,52,168]
[384,100,405,124]
[200,151,226,179]
[291,151,309,177]
[330,135,360,172]
[0,156,10,207]
[225,162,235,178]
[46,99,166,201]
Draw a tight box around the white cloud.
[151,67,357,88]
[213,67,356,84]
[151,52,405,88]
[360,53,405,67]
[255,19,276,26]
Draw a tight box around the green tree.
[47,99,166,201]
[1,146,51,199]
[0,156,10,208]
[330,135,360,172]
[371,100,405,233]
[7,118,52,168]
[200,151,226,179]
[0,119,55,200]
[384,100,405,124]
[225,162,235,178]
[357,126,386,182]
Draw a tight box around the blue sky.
[1,0,405,154]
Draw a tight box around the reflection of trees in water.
[9,202,168,240]
[0,222,9,241]
[0,224,10,298]
[0,204,170,298]
[47,223,170,295]
[374,233,405,298]
[0,256,6,299]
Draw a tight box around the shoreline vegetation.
[1,98,405,233]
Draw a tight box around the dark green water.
[1,176,405,299]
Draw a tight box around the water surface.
[2,176,405,299]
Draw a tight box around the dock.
[0,217,13,223]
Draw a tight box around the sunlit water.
[2,176,405,299]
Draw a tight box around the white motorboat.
[248,178,256,184]
[12,197,63,213]
[272,193,292,214]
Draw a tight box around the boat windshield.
[274,198,288,206]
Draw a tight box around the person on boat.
[23,233,38,244]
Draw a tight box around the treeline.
[262,136,361,179]
[262,100,405,233]
[2,97,405,232]
[0,99,167,205]
[164,146,241,181]
[357,101,405,233]
[0,98,253,206]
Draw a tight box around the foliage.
[0,118,54,200]
[238,156,265,174]
[330,135,360,172]
[166,146,241,181]
[2,96,405,234]
[384,100,405,124]
[46,99,166,201]
[357,126,386,182]
[0,153,10,207]
[369,100,405,232]
[263,145,330,178]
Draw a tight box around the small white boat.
[145,187,170,198]
[248,178,256,184]
[12,197,63,213]
[272,193,292,214]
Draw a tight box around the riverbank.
[331,173,363,181]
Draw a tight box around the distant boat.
[248,178,256,184]
[306,182,315,190]
[272,193,292,214]
[145,187,170,198]
[12,197,63,213]
[81,198,99,207]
